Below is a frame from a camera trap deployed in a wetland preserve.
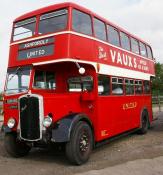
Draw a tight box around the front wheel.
[66,121,93,165]
[4,133,31,157]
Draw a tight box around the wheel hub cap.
[79,134,89,152]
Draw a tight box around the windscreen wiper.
[8,67,21,81]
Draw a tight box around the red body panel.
[97,95,152,141]
[9,32,155,75]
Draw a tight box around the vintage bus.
[3,2,155,165]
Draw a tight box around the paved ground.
[0,111,163,175]
[0,115,3,129]
[0,115,3,121]
[77,156,163,175]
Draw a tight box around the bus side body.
[3,2,155,164]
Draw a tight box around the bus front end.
[3,61,95,165]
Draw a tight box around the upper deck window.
[107,25,120,47]
[94,18,107,41]
[120,32,130,51]
[140,42,147,57]
[13,17,36,41]
[72,9,92,35]
[131,38,139,54]
[39,9,68,34]
[147,45,153,59]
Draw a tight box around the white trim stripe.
[10,31,68,46]
[33,58,154,80]
[11,31,155,63]
[99,64,152,80]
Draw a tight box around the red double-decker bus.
[3,2,155,165]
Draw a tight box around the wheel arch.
[52,113,94,143]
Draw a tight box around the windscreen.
[5,66,31,95]
[13,17,36,41]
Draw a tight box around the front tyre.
[66,121,93,165]
[4,133,31,157]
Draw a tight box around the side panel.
[93,41,155,77]
[96,95,152,141]
[69,34,95,62]
[43,94,82,122]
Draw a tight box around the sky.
[0,0,163,91]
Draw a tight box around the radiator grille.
[19,96,40,140]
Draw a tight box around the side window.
[34,71,55,89]
[135,80,143,94]
[98,75,110,95]
[147,45,153,59]
[140,42,147,57]
[144,81,151,94]
[68,76,93,92]
[68,77,82,92]
[131,38,139,54]
[46,72,56,89]
[72,9,92,35]
[125,79,134,95]
[94,18,106,41]
[120,32,130,51]
[13,17,36,41]
[107,25,120,47]
[112,77,123,95]
[39,9,68,34]
[34,71,45,88]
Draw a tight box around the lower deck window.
[125,79,134,95]
[68,76,93,92]
[112,77,123,95]
[144,80,150,94]
[98,75,110,95]
[135,80,143,94]
[34,70,55,89]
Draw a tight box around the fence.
[152,96,163,112]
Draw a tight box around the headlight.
[43,116,52,128]
[7,118,16,129]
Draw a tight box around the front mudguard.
[52,113,92,143]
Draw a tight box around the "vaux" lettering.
[110,49,137,68]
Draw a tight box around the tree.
[0,93,3,101]
[152,62,163,95]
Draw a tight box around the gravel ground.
[0,112,163,175]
